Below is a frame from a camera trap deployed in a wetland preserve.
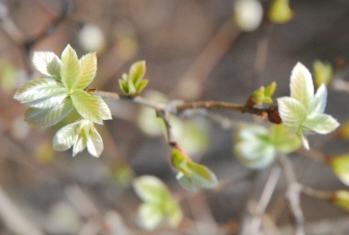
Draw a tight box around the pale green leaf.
[290,62,314,108]
[133,176,170,204]
[270,125,301,153]
[32,51,61,78]
[86,125,103,157]
[73,135,87,156]
[313,60,333,87]
[186,161,218,189]
[14,77,65,107]
[138,204,163,230]
[73,52,97,90]
[304,113,339,134]
[330,154,349,186]
[310,84,327,114]
[71,90,111,124]
[61,45,80,90]
[52,120,80,151]
[25,98,73,128]
[277,97,307,130]
[268,0,293,24]
[129,60,146,84]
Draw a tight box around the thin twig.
[95,90,282,124]
[279,155,305,235]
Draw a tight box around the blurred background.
[0,0,349,234]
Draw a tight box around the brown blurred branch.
[95,90,282,125]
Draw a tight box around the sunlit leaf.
[14,77,65,108]
[73,52,97,90]
[304,113,339,135]
[32,51,61,78]
[277,62,339,149]
[53,120,80,151]
[61,45,80,90]
[73,135,87,157]
[138,204,163,230]
[86,125,103,157]
[330,154,349,186]
[290,62,314,108]
[277,97,307,130]
[129,60,146,84]
[25,98,73,128]
[71,90,112,124]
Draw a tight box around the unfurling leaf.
[277,62,339,149]
[53,119,104,157]
[170,143,218,191]
[61,45,80,90]
[119,60,149,96]
[313,60,333,88]
[268,0,293,24]
[234,125,300,169]
[32,52,61,78]
[249,82,277,106]
[329,154,349,186]
[133,176,182,230]
[331,190,349,212]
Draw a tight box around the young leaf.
[133,176,182,230]
[235,125,276,169]
[277,62,339,149]
[71,90,112,124]
[313,60,333,88]
[53,120,80,151]
[133,176,170,204]
[268,0,293,24]
[32,52,61,78]
[86,125,104,157]
[129,60,146,84]
[25,98,73,128]
[14,77,65,107]
[53,119,104,157]
[170,143,218,190]
[73,52,97,90]
[250,82,277,106]
[329,154,349,186]
[61,45,80,90]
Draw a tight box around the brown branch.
[95,90,282,124]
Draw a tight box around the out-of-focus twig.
[239,166,281,235]
[279,155,305,235]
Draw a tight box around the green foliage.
[14,45,111,128]
[330,154,349,186]
[53,119,104,157]
[133,176,182,230]
[268,0,293,24]
[277,62,339,149]
[249,82,277,106]
[170,143,218,191]
[13,45,111,157]
[313,60,333,88]
[235,125,300,169]
[332,190,349,211]
[119,61,148,96]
